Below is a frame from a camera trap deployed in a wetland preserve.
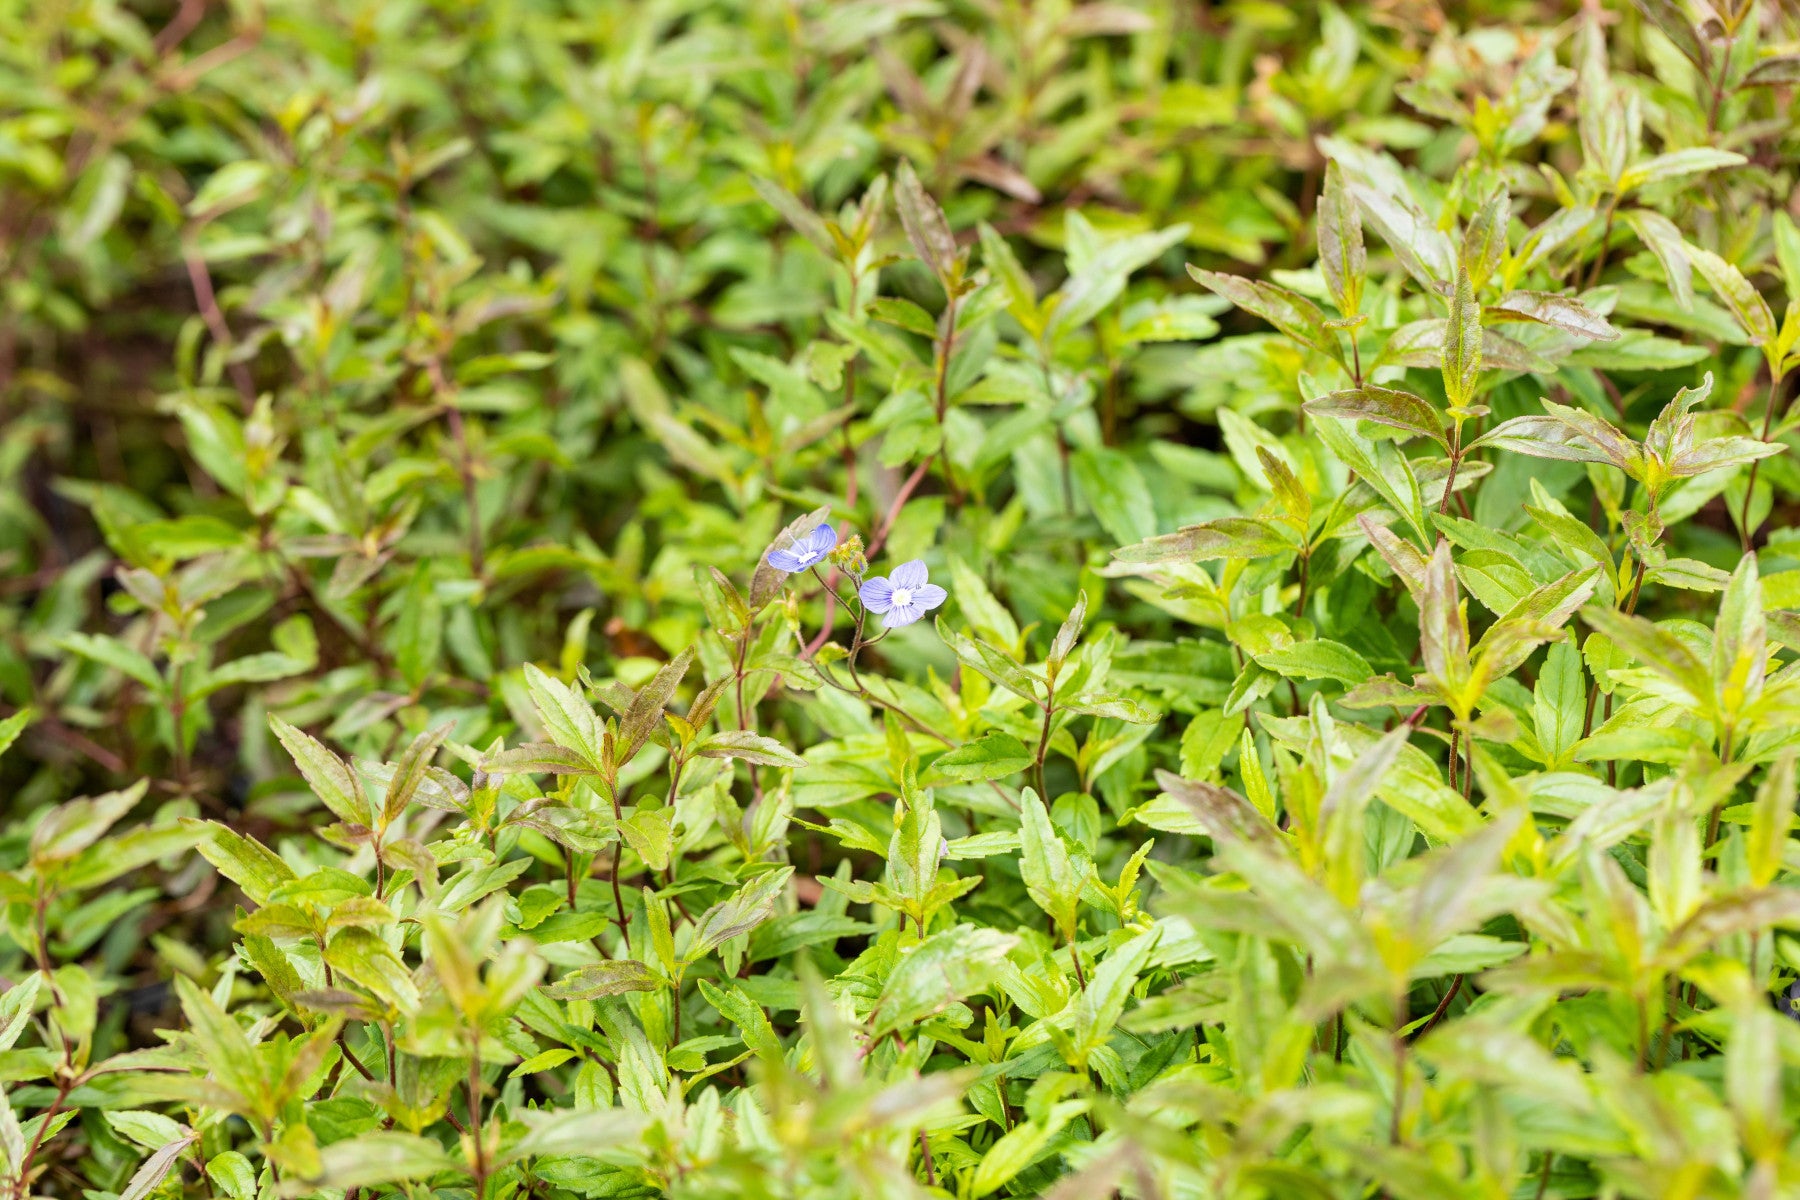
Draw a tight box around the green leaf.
[1019,788,1086,940]
[1187,267,1330,353]
[749,176,832,254]
[938,620,1041,704]
[875,925,1017,1034]
[696,978,784,1059]
[894,159,959,285]
[695,730,807,768]
[1074,447,1157,546]
[0,977,41,1054]
[929,732,1031,782]
[619,808,674,873]
[30,780,146,865]
[1071,928,1157,1053]
[0,708,30,760]
[171,974,262,1111]
[1317,160,1365,318]
[1459,189,1509,292]
[1253,639,1372,686]
[684,868,793,965]
[498,1108,648,1166]
[1488,291,1618,340]
[971,1108,1082,1198]
[1621,209,1695,310]
[190,819,298,905]
[1713,553,1766,718]
[394,565,444,689]
[1619,148,1745,192]
[57,633,161,690]
[269,717,369,828]
[205,1152,256,1200]
[312,1131,457,1190]
[1310,385,1444,448]
[1051,223,1189,338]
[325,927,419,1012]
[381,724,452,828]
[524,663,606,771]
[544,961,659,1000]
[869,296,938,339]
[948,555,1020,648]
[188,160,272,216]
[1114,516,1297,564]
[1686,244,1776,347]
[1117,296,1221,344]
[621,648,694,762]
[1318,418,1429,543]
[1533,641,1586,766]
[60,821,203,893]
[117,1130,198,1200]
[1441,264,1483,417]
[1744,55,1800,86]
[978,222,1039,330]
[1047,591,1089,675]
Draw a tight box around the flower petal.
[912,583,947,612]
[891,559,929,589]
[805,524,838,554]
[859,577,894,613]
[767,549,806,573]
[882,602,924,628]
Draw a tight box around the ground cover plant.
[5,0,1800,1196]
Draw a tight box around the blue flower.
[859,560,947,628]
[767,524,837,574]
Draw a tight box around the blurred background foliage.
[6,0,1800,1196]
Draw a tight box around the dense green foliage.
[6,0,1800,1196]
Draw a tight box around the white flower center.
[892,587,913,608]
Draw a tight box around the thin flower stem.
[13,1075,72,1200]
[467,1036,488,1199]
[1447,727,1461,793]
[808,566,858,611]
[846,607,868,690]
[1705,33,1734,133]
[1438,427,1463,517]
[1032,686,1056,801]
[933,295,959,423]
[609,780,628,933]
[1737,374,1785,551]
[340,1031,378,1081]
[1415,974,1462,1038]
[183,246,257,406]
[1585,195,1619,292]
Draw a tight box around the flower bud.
[830,533,867,577]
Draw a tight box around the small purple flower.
[767,524,837,574]
[859,560,947,629]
